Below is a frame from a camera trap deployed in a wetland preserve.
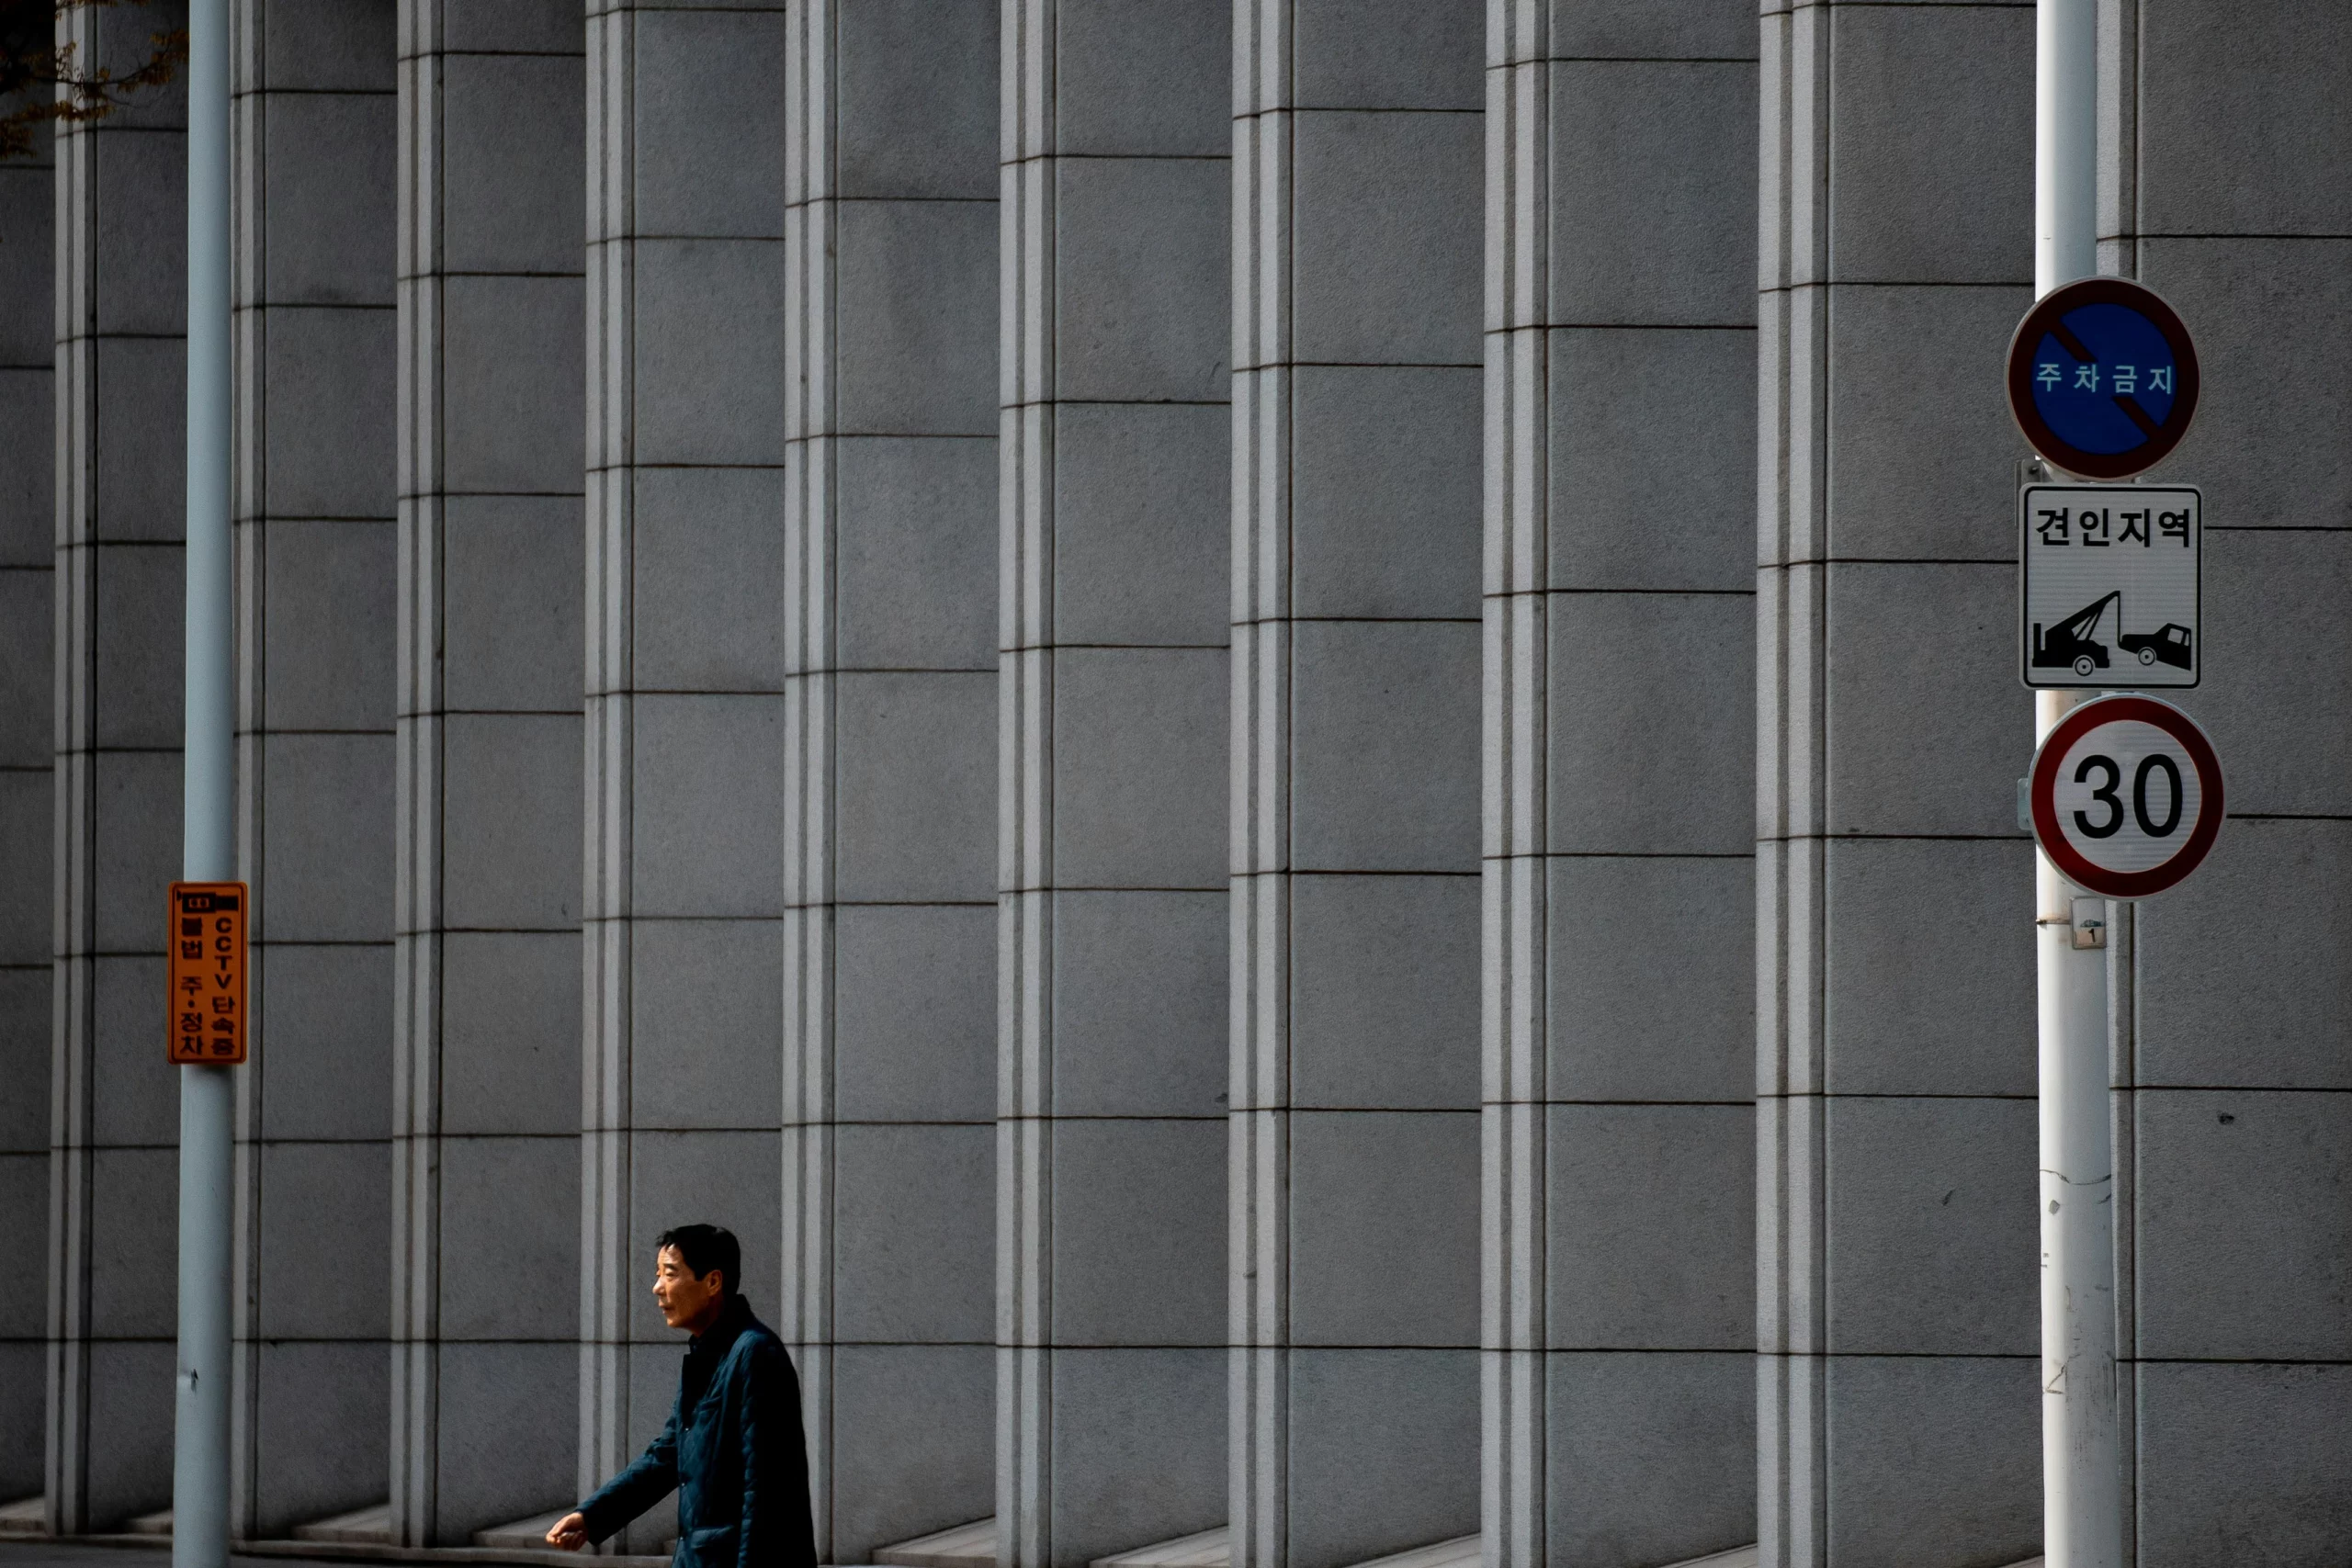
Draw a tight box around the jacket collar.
[689,1292,754,1359]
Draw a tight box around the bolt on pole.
[2034,3,2124,1565]
[174,2,235,1567]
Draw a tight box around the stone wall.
[1233,6,1484,1567]
[1492,3,1760,1566]
[0,44,58,1518]
[0,4,2346,1565]
[997,4,1233,1562]
[780,2,1000,1559]
[229,0,398,1537]
[2105,6,2352,1564]
[390,0,583,1544]
[47,0,192,1530]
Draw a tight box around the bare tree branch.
[1,1,188,162]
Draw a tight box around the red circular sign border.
[2030,694,2224,898]
[2007,277,2201,481]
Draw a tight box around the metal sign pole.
[2034,1,2123,1564]
[173,2,235,1567]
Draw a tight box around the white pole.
[2035,4,2121,1566]
[174,1,234,1566]
[2036,0,2098,292]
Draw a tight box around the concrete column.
[1758,5,2039,1565]
[226,0,396,1538]
[999,4,1231,1563]
[392,0,585,1543]
[1230,6,1481,1568]
[49,1,191,1531]
[781,2,998,1560]
[1487,6,1761,1566]
[2098,6,2352,1562]
[582,4,787,1551]
[0,69,58,1510]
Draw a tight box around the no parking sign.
[2007,276,2199,480]
[2029,694,2224,898]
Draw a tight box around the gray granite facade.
[782,1,998,1559]
[1491,4,1757,1566]
[0,26,57,1522]
[582,0,789,1551]
[1234,6,1482,1568]
[45,0,191,1533]
[1758,5,2041,1562]
[2100,6,2352,1565]
[393,0,583,1546]
[0,3,2348,1566]
[998,4,1231,1562]
[228,0,397,1539]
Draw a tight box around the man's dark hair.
[657,1224,741,1297]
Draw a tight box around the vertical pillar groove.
[2094,6,2140,1556]
[47,6,101,1523]
[390,0,445,1543]
[580,0,637,1508]
[225,2,264,1532]
[1481,6,1547,1566]
[1227,6,1289,1566]
[45,5,102,1524]
[996,6,1055,1561]
[780,4,836,1557]
[1757,6,1830,1564]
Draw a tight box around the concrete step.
[471,1511,571,1551]
[1077,1534,1779,1568]
[1343,1537,1479,1568]
[875,1517,998,1568]
[1073,1529,1773,1568]
[127,1509,175,1537]
[295,1504,394,1544]
[1636,1551,2035,1568]
[0,1497,46,1538]
[1090,1527,1230,1568]
[241,1534,668,1568]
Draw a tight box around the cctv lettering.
[2034,507,2190,547]
[176,915,237,961]
[2036,362,2174,396]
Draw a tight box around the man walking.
[546,1225,816,1568]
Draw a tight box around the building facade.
[3,2,2350,1566]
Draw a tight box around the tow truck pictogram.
[2030,590,2194,678]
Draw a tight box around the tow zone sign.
[2021,483,2200,689]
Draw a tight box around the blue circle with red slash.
[2007,278,2199,480]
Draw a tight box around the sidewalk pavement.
[1,1547,346,1568]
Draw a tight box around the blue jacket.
[578,1298,815,1568]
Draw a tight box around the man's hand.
[546,1513,590,1551]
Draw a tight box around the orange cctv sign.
[168,882,247,1065]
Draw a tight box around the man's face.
[652,1246,726,1332]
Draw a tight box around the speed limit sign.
[2029,694,2224,897]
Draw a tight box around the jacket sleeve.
[735,1338,816,1568]
[579,1400,683,1545]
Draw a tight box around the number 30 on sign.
[2029,695,2224,898]
[169,882,248,1065]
